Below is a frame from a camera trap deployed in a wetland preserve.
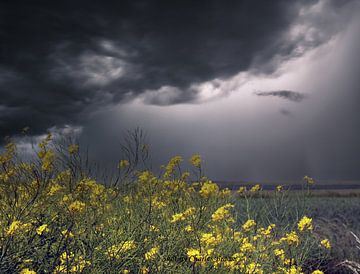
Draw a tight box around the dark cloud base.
[0,0,336,138]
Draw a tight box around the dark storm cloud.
[0,0,352,138]
[254,90,306,102]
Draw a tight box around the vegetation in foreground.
[0,132,357,273]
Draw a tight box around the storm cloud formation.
[0,0,352,138]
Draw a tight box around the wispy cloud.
[254,90,306,102]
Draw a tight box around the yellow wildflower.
[240,242,255,252]
[312,270,324,274]
[237,186,246,194]
[186,248,201,263]
[274,248,285,261]
[36,224,49,235]
[242,219,256,232]
[200,233,217,246]
[170,207,195,223]
[7,220,22,236]
[61,229,74,238]
[118,159,129,169]
[276,185,283,192]
[68,144,79,154]
[68,200,86,213]
[163,156,182,178]
[320,239,331,249]
[144,246,159,260]
[184,225,193,232]
[20,269,36,274]
[297,216,313,232]
[199,181,219,198]
[48,183,63,196]
[211,203,234,222]
[250,184,261,192]
[189,154,202,168]
[281,231,300,246]
[304,175,315,185]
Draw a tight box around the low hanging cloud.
[0,0,358,138]
[254,90,306,102]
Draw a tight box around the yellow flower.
[211,204,234,222]
[199,181,219,198]
[170,207,195,223]
[68,144,79,154]
[304,175,315,185]
[144,246,159,260]
[122,240,136,251]
[200,233,217,246]
[118,159,129,169]
[7,220,22,236]
[312,271,324,274]
[189,154,202,168]
[276,185,283,192]
[320,239,331,249]
[245,262,263,274]
[237,186,246,194]
[240,242,255,253]
[186,248,201,263]
[68,200,86,213]
[274,248,285,261]
[141,266,149,274]
[121,270,130,274]
[281,231,300,246]
[220,188,231,197]
[163,156,182,178]
[297,216,313,232]
[48,183,63,196]
[242,219,256,232]
[19,268,36,274]
[107,241,136,259]
[61,229,74,238]
[36,224,49,235]
[184,225,193,232]
[250,184,261,192]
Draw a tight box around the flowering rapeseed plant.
[0,138,332,273]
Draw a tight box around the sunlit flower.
[211,203,234,222]
[237,186,246,194]
[68,200,86,213]
[68,144,79,154]
[199,181,219,198]
[36,224,49,235]
[189,154,202,168]
[297,216,313,232]
[118,159,129,169]
[304,176,315,185]
[144,246,159,260]
[250,184,261,192]
[242,219,256,232]
[281,231,300,246]
[7,220,22,236]
[320,238,331,249]
[312,271,324,274]
[186,248,201,263]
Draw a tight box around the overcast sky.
[1,0,360,181]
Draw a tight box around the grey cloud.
[0,0,356,139]
[254,90,306,102]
